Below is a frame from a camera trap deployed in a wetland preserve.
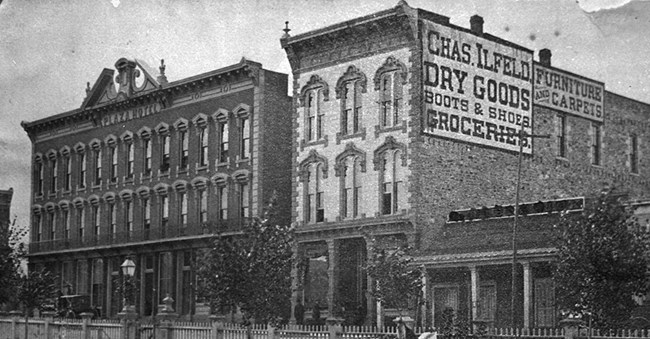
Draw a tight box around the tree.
[197,204,294,326]
[17,268,57,339]
[0,218,28,309]
[366,239,423,322]
[553,189,650,329]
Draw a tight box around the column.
[523,261,532,329]
[470,265,479,324]
[420,270,428,328]
[364,236,376,326]
[327,239,339,317]
[290,242,300,324]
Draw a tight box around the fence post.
[267,323,277,339]
[81,312,94,339]
[10,310,21,339]
[210,314,226,339]
[560,317,584,339]
[393,316,415,339]
[119,308,139,339]
[42,311,56,339]
[326,316,344,339]
[158,294,179,339]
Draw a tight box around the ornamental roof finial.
[282,21,291,39]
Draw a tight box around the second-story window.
[92,205,101,238]
[50,158,58,193]
[35,161,44,195]
[219,122,229,163]
[557,114,567,158]
[109,204,116,240]
[342,157,362,219]
[591,123,601,165]
[241,118,250,159]
[240,182,249,218]
[306,90,324,141]
[144,139,152,175]
[199,189,208,223]
[179,192,188,227]
[342,81,362,135]
[179,131,189,170]
[77,207,85,241]
[125,201,133,237]
[49,211,56,241]
[199,127,209,167]
[218,185,228,220]
[63,209,70,240]
[380,72,403,128]
[64,156,72,191]
[381,150,405,215]
[35,213,42,242]
[305,163,325,223]
[126,143,135,178]
[93,149,102,186]
[630,134,639,174]
[79,152,87,189]
[160,195,169,228]
[110,147,118,182]
[161,135,170,173]
[143,198,151,235]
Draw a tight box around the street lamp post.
[120,258,136,313]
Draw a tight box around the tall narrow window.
[306,163,325,223]
[179,131,189,170]
[144,139,152,175]
[218,186,228,220]
[79,153,87,189]
[240,183,249,218]
[199,128,209,167]
[35,162,44,195]
[126,143,135,178]
[63,210,70,240]
[64,156,72,191]
[240,118,250,159]
[93,150,102,186]
[591,123,601,165]
[161,135,170,173]
[160,195,169,229]
[110,147,118,182]
[342,157,361,219]
[630,134,639,174]
[380,72,403,128]
[77,207,85,241]
[49,212,56,241]
[342,81,362,135]
[125,201,133,237]
[179,192,188,226]
[381,150,404,215]
[51,159,58,193]
[143,198,151,238]
[306,90,323,141]
[557,115,567,158]
[109,204,117,240]
[219,122,229,163]
[35,214,42,242]
[199,190,208,223]
[92,205,101,238]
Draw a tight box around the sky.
[1,0,649,235]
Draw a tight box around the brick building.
[22,58,292,318]
[0,188,13,228]
[281,1,650,328]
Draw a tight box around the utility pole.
[502,129,550,328]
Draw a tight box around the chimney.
[470,15,484,36]
[539,49,552,66]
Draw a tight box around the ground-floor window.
[433,285,459,328]
[478,282,496,322]
[534,278,555,327]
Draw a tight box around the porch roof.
[412,247,557,268]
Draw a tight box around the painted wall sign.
[100,102,162,127]
[422,21,534,154]
[533,64,604,122]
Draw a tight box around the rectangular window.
[315,192,324,222]
[477,283,496,321]
[109,204,116,240]
[382,183,393,215]
[159,252,172,305]
[219,123,229,163]
[63,210,70,240]
[76,260,88,295]
[51,159,58,192]
[307,91,317,141]
[241,118,250,159]
[534,278,556,327]
[240,183,249,218]
[557,115,566,158]
[91,259,104,310]
[78,208,85,241]
[35,214,42,242]
[144,139,152,175]
[631,134,639,174]
[64,156,72,191]
[36,162,44,195]
[79,153,86,189]
[94,150,102,186]
[126,143,134,178]
[143,198,151,238]
[110,147,118,182]
[49,212,56,240]
[380,72,402,128]
[179,192,188,226]
[161,195,169,228]
[161,135,170,173]
[342,82,362,135]
[199,190,208,223]
[591,123,601,165]
[218,186,228,220]
[199,128,209,167]
[93,205,100,238]
[125,201,133,237]
[179,131,189,170]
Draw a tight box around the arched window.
[299,150,328,224]
[300,75,329,145]
[381,150,405,215]
[374,57,407,129]
[342,156,362,219]
[336,66,367,137]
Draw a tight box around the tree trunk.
[24,312,28,339]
